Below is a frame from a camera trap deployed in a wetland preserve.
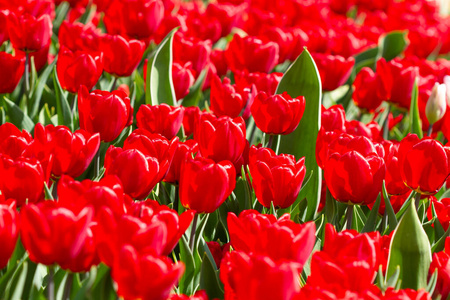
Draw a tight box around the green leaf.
[362,194,381,233]
[199,252,224,299]
[427,269,438,295]
[1,97,35,132]
[52,66,73,131]
[5,260,28,300]
[29,60,57,121]
[382,181,398,233]
[386,200,432,290]
[145,28,178,106]
[275,48,322,221]
[378,31,409,61]
[178,235,196,295]
[431,225,450,253]
[409,77,422,138]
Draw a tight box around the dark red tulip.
[20,201,98,272]
[101,34,145,77]
[228,210,316,265]
[112,245,184,300]
[136,104,184,140]
[179,156,236,213]
[210,75,246,118]
[33,124,100,178]
[225,34,279,73]
[78,86,133,142]
[398,134,450,195]
[251,91,305,135]
[0,52,25,94]
[56,46,103,93]
[0,154,45,206]
[313,53,355,91]
[352,67,388,113]
[249,146,306,209]
[104,146,160,200]
[195,114,246,166]
[220,251,302,300]
[7,12,52,52]
[0,202,19,269]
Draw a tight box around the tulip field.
[2,0,450,299]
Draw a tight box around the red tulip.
[33,124,100,178]
[430,244,450,300]
[101,34,145,77]
[321,105,346,132]
[164,140,198,184]
[172,62,196,100]
[0,10,8,45]
[168,291,209,300]
[20,201,97,272]
[7,12,52,52]
[16,43,50,72]
[225,34,279,73]
[112,245,184,300]
[136,104,184,140]
[220,251,302,300]
[179,156,236,213]
[104,146,160,200]
[249,146,306,209]
[324,148,385,205]
[228,210,316,265]
[210,75,246,118]
[0,202,19,269]
[313,53,354,91]
[122,0,164,39]
[182,106,201,137]
[251,91,305,135]
[234,70,282,96]
[173,34,211,75]
[352,67,388,113]
[0,122,32,160]
[0,52,25,94]
[58,21,101,52]
[194,114,246,166]
[381,141,410,196]
[0,154,45,206]
[398,134,450,195]
[56,46,103,93]
[78,86,133,142]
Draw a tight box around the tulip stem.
[267,135,275,149]
[111,77,118,92]
[47,267,55,300]
[189,213,199,251]
[382,104,390,140]
[414,192,421,210]
[94,147,101,179]
[345,205,354,230]
[62,273,73,300]
[427,124,433,137]
[24,52,30,95]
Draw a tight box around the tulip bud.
[386,200,432,289]
[425,82,447,125]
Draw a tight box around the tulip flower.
[313,53,354,91]
[429,242,450,300]
[0,154,45,206]
[381,141,410,196]
[119,0,164,40]
[136,104,184,140]
[172,62,196,100]
[320,105,346,132]
[56,46,103,93]
[164,140,198,184]
[169,291,208,300]
[0,52,25,94]
[249,146,306,209]
[78,86,133,142]
[0,202,19,269]
[173,34,212,75]
[425,82,447,126]
[195,114,247,166]
[228,210,316,265]
[0,123,33,160]
[398,134,450,195]
[234,71,283,96]
[352,67,388,113]
[210,75,247,118]
[7,12,52,52]
[179,156,236,213]
[104,146,160,200]
[112,245,184,300]
[251,91,305,135]
[225,34,279,73]
[20,201,98,272]
[220,251,302,300]
[100,34,145,77]
[182,106,201,137]
[58,21,101,52]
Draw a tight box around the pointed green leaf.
[387,200,432,290]
[362,195,381,233]
[199,253,224,299]
[178,235,195,295]
[145,28,178,106]
[182,68,207,107]
[1,97,34,132]
[52,66,73,131]
[29,60,56,120]
[409,77,422,138]
[378,31,409,61]
[382,181,398,233]
[275,48,322,221]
